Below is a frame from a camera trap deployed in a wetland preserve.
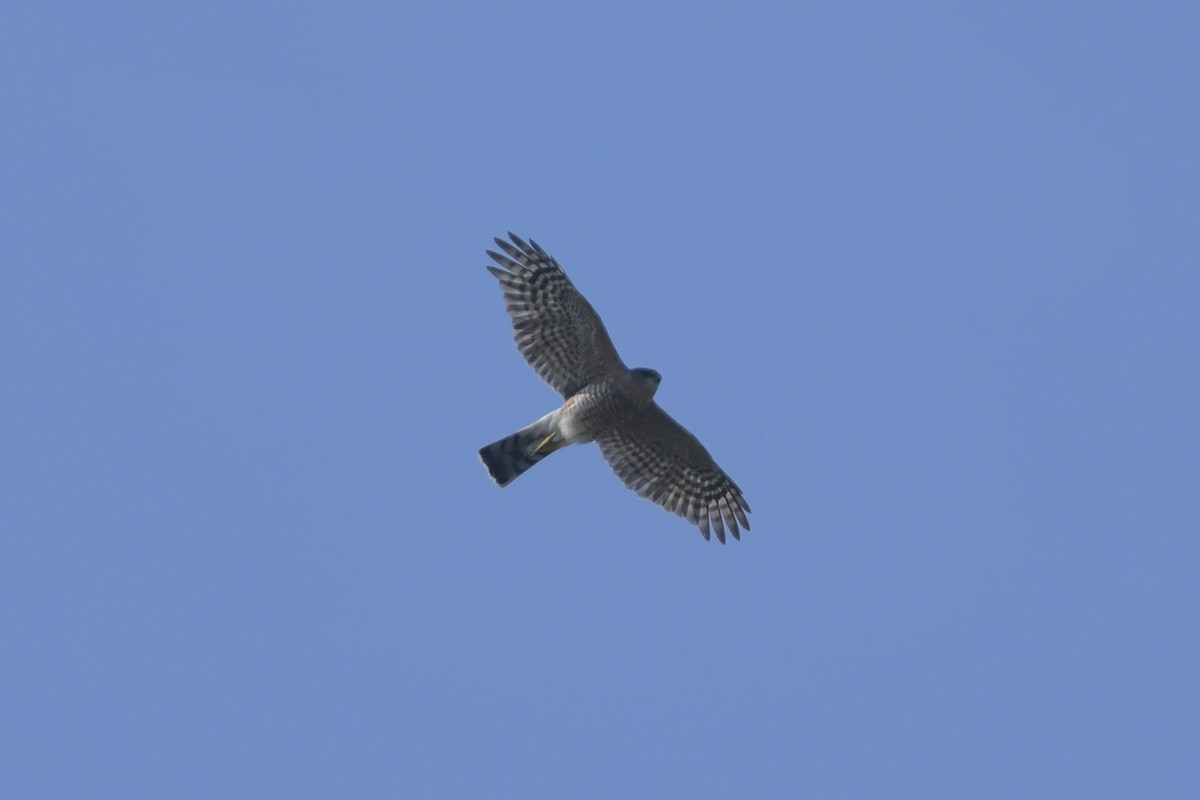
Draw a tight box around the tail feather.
[479,415,557,486]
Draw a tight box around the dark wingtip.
[734,503,750,531]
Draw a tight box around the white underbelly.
[554,396,597,445]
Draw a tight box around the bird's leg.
[534,433,558,454]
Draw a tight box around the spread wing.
[486,233,625,398]
[595,403,751,543]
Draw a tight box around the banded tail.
[479,414,559,487]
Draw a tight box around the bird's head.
[630,367,662,400]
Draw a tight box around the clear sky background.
[3,2,1198,797]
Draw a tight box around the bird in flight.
[478,234,751,543]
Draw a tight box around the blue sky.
[3,1,1198,797]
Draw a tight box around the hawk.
[478,234,751,543]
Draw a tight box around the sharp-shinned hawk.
[478,233,751,543]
